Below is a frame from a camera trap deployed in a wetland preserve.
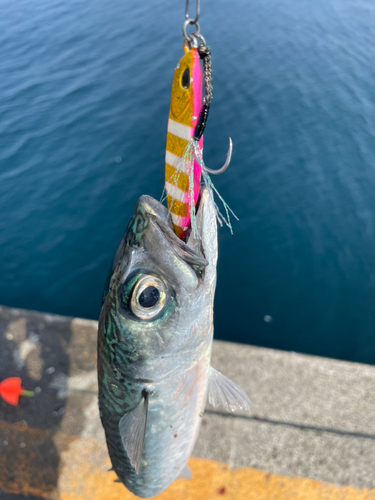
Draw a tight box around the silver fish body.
[98,186,218,497]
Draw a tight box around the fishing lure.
[98,3,250,498]
[164,2,234,241]
[164,45,203,240]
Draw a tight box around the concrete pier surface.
[0,304,374,500]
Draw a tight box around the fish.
[165,46,204,241]
[97,185,251,498]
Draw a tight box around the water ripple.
[1,0,375,361]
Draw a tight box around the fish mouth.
[136,186,210,272]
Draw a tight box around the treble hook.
[185,0,200,23]
[194,138,233,175]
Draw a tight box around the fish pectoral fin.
[177,464,192,480]
[208,366,251,412]
[118,390,149,474]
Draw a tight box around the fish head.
[99,186,217,379]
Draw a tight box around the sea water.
[1,0,375,363]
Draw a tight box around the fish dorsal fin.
[208,366,251,412]
[177,464,192,480]
[119,390,149,474]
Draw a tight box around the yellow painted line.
[1,420,375,500]
[166,132,188,158]
[166,195,189,217]
[60,455,375,500]
[165,162,189,192]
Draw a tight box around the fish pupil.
[181,68,190,89]
[139,286,160,308]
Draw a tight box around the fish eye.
[130,275,167,320]
[181,67,190,89]
[139,286,159,308]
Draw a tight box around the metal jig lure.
[164,0,235,240]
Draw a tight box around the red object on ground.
[0,377,34,406]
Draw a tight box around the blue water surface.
[1,0,375,363]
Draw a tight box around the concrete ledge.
[200,340,375,488]
[0,305,374,499]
